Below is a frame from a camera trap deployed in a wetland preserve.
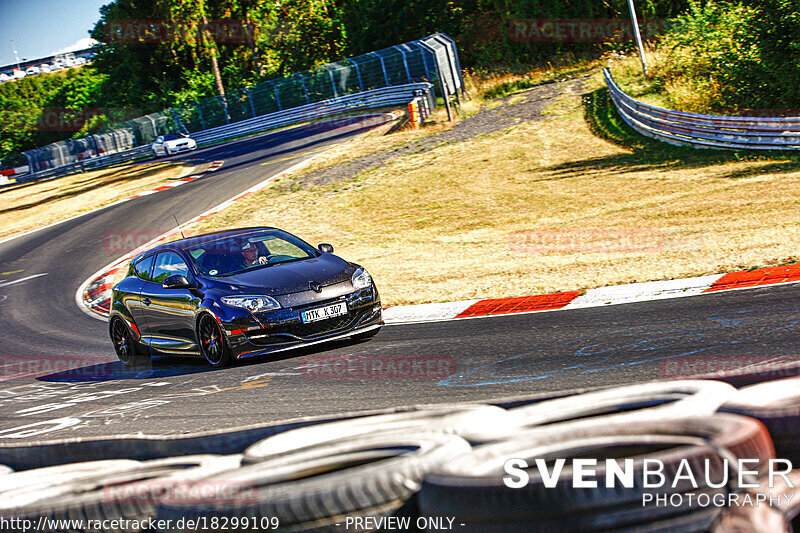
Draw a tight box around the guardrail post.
[371,52,390,86]
[193,101,206,130]
[146,114,158,139]
[170,108,189,135]
[265,80,282,110]
[295,73,311,104]
[218,96,230,124]
[350,59,364,92]
[394,46,412,83]
[323,65,338,98]
[244,88,257,118]
[413,43,434,85]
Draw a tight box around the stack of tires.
[2,378,800,532]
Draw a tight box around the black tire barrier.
[721,377,800,464]
[461,379,736,443]
[2,455,241,533]
[158,433,471,532]
[711,470,800,533]
[243,404,514,463]
[0,403,480,471]
[3,378,797,532]
[419,414,775,532]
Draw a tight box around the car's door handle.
[142,298,151,306]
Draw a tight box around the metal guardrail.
[189,83,434,146]
[604,68,800,150]
[16,83,433,184]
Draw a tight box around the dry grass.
[604,48,726,114]
[277,109,456,180]
[0,162,184,241]
[187,70,800,306]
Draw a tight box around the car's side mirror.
[318,243,334,253]
[162,274,194,289]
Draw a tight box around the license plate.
[301,302,348,323]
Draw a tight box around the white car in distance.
[152,134,197,157]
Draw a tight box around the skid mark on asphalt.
[439,310,800,387]
[0,371,275,439]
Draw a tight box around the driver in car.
[241,242,268,267]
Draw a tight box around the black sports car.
[108,227,383,367]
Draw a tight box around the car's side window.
[133,254,155,282]
[152,251,190,283]
[155,136,163,143]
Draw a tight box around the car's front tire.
[197,313,232,367]
[110,317,150,367]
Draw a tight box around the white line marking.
[0,273,48,288]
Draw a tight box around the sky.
[0,0,108,66]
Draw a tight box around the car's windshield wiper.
[212,256,311,277]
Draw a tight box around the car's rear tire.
[351,326,381,342]
[197,314,232,367]
[110,317,150,367]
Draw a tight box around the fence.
[21,33,463,178]
[16,83,435,183]
[604,68,800,150]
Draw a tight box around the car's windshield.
[185,229,318,277]
[163,134,182,141]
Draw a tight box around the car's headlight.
[351,268,372,290]
[221,295,281,313]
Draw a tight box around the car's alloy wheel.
[110,317,149,367]
[198,314,231,367]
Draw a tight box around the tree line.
[8,0,800,164]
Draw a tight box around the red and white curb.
[0,165,29,177]
[381,266,800,324]
[119,160,224,201]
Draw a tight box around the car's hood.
[204,254,355,295]
[166,138,193,146]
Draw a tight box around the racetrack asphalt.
[0,117,798,442]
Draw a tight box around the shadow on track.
[36,336,373,382]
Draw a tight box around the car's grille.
[289,310,360,338]
[245,306,375,345]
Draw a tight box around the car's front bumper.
[221,285,383,359]
[169,143,196,153]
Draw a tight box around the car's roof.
[147,227,280,253]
